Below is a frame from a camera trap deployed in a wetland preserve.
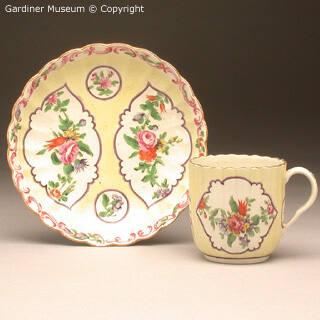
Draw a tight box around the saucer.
[7,43,207,246]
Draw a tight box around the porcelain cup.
[188,154,318,264]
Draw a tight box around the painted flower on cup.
[123,92,183,200]
[198,198,207,210]
[227,214,244,234]
[197,194,277,249]
[237,200,248,216]
[267,201,275,215]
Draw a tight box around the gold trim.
[190,154,286,169]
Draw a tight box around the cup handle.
[284,167,318,228]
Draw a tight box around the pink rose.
[228,214,244,234]
[100,77,111,89]
[137,130,157,152]
[47,94,57,105]
[267,203,275,215]
[59,140,79,164]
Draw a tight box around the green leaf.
[159,132,167,139]
[251,215,260,225]
[63,164,74,176]
[248,230,255,237]
[102,194,109,209]
[51,152,61,165]
[78,141,93,156]
[44,104,52,112]
[142,175,151,182]
[104,89,113,95]
[254,226,260,233]
[227,233,237,247]
[229,196,238,212]
[58,115,73,131]
[134,162,150,173]
[220,209,227,216]
[150,164,157,175]
[124,134,139,150]
[36,149,46,155]
[161,179,168,187]
[209,214,216,229]
[130,127,139,134]
[129,151,139,158]
[48,181,55,188]
[99,211,108,217]
[150,108,161,120]
[140,101,162,120]
[210,209,219,217]
[61,99,70,107]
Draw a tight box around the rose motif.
[196,177,279,253]
[267,203,275,215]
[100,77,111,89]
[50,188,61,199]
[47,94,58,105]
[139,148,157,162]
[59,140,79,164]
[87,67,121,100]
[198,198,206,210]
[227,214,244,234]
[137,130,157,152]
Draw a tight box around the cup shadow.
[268,244,320,262]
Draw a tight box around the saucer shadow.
[14,227,192,247]
[12,229,86,246]
[11,213,192,247]
[7,206,192,247]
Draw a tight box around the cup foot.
[204,254,270,265]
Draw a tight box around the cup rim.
[189,154,287,169]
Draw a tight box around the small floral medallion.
[115,83,192,207]
[197,177,278,254]
[95,190,129,223]
[23,84,101,208]
[86,66,121,100]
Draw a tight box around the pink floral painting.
[86,66,121,99]
[197,177,278,253]
[24,84,101,208]
[115,84,192,207]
